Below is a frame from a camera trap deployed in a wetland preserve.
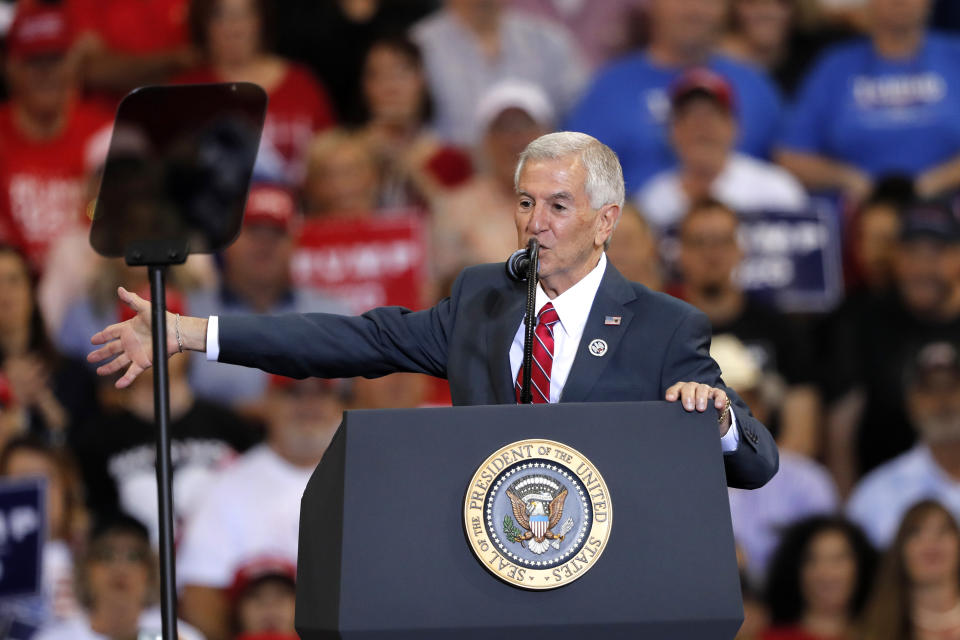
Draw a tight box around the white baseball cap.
[474,79,556,134]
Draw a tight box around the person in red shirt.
[176,0,336,187]
[763,517,877,640]
[55,0,198,105]
[0,3,112,271]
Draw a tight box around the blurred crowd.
[1,0,960,638]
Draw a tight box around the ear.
[596,204,621,248]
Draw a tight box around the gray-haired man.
[89,132,778,489]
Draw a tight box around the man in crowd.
[90,132,778,491]
[73,291,261,545]
[827,199,960,489]
[565,0,782,193]
[412,0,586,145]
[848,341,960,548]
[178,376,348,640]
[0,2,112,270]
[675,199,822,456]
[188,183,346,413]
[228,557,298,640]
[636,68,807,232]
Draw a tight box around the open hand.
[87,287,178,389]
[665,381,731,435]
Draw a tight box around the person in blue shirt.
[564,0,783,195]
[778,0,960,205]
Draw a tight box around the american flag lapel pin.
[604,316,622,326]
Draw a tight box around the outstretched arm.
[88,287,208,388]
[90,267,468,386]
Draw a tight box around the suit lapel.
[560,263,637,403]
[487,281,527,404]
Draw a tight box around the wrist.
[178,316,208,352]
[718,397,732,435]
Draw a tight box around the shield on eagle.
[530,513,549,539]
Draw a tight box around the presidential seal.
[463,439,612,590]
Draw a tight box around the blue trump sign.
[737,202,844,312]
[0,477,45,599]
[660,200,844,313]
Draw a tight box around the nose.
[527,202,549,235]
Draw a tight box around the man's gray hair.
[514,131,625,210]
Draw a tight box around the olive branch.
[503,515,525,544]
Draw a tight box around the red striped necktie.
[515,302,560,404]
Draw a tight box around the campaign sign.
[0,477,45,599]
[661,202,844,313]
[292,214,428,313]
[737,203,844,313]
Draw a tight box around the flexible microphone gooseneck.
[505,238,540,404]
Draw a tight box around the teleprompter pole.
[148,264,177,640]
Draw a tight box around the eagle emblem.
[504,475,575,554]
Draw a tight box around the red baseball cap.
[229,556,296,603]
[244,184,297,232]
[7,4,74,60]
[670,68,736,114]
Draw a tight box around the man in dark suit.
[90,132,778,490]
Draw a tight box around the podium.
[296,402,743,639]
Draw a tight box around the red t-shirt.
[763,627,847,640]
[175,63,336,185]
[66,0,189,54]
[0,102,113,268]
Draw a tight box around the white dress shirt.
[509,253,609,403]
[207,253,739,451]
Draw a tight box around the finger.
[116,362,144,389]
[88,339,124,364]
[96,353,130,377]
[713,389,728,410]
[665,381,685,401]
[118,286,148,314]
[695,384,713,411]
[679,382,698,411]
[91,323,123,346]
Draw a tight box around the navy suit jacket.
[218,261,778,489]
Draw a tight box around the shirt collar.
[535,252,607,337]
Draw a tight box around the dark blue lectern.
[296,402,742,639]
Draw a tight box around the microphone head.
[506,248,529,282]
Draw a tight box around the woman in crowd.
[777,0,960,204]
[861,500,960,640]
[763,516,876,640]
[0,437,84,635]
[35,514,202,640]
[358,34,472,211]
[179,0,336,186]
[0,245,98,450]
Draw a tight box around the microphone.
[506,239,539,281]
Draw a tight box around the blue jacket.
[218,261,779,489]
